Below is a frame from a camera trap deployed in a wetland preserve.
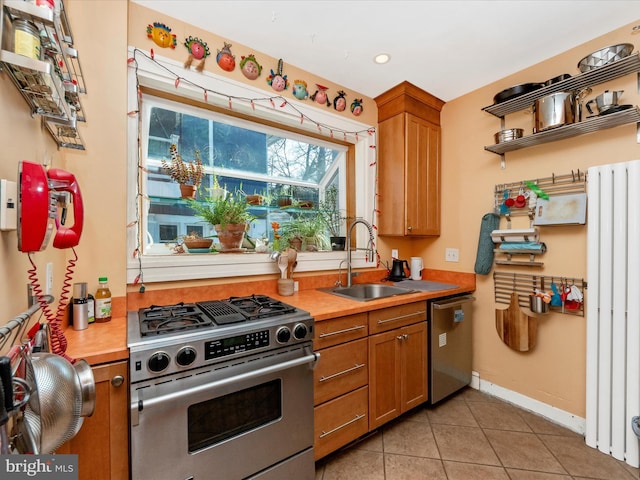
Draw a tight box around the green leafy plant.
[162,144,204,186]
[188,189,254,228]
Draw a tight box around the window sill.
[126,250,373,284]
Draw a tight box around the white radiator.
[586,160,640,468]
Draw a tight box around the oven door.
[130,344,317,480]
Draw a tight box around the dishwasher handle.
[431,295,475,310]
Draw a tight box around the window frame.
[126,47,377,284]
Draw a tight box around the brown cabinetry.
[57,361,129,480]
[375,81,444,236]
[369,315,427,429]
[313,313,369,460]
[314,301,428,459]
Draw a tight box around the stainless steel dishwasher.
[428,294,475,404]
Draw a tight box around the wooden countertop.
[65,269,475,366]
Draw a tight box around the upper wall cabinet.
[1,0,86,149]
[375,82,444,237]
[483,52,640,159]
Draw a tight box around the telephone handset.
[48,167,83,249]
[18,161,84,252]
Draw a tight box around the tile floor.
[314,388,640,480]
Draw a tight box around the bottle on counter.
[94,277,112,323]
[87,293,95,324]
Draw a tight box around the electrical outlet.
[391,249,398,259]
[46,263,53,295]
[445,248,459,262]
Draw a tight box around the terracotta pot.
[179,184,197,199]
[289,237,303,251]
[215,223,247,252]
[184,238,213,250]
[246,194,262,205]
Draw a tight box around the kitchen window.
[126,47,376,283]
[143,95,346,247]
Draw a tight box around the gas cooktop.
[137,295,298,337]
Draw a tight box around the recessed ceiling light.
[374,53,390,64]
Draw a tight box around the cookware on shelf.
[494,128,523,144]
[493,82,544,104]
[585,89,624,115]
[533,88,590,133]
[544,73,571,86]
[577,43,634,73]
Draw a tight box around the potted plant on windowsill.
[162,144,204,199]
[188,190,254,252]
[318,185,347,250]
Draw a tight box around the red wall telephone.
[18,161,84,252]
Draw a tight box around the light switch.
[0,179,17,231]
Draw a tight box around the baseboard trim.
[470,371,586,435]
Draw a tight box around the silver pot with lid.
[533,88,591,133]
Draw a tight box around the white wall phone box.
[0,179,17,231]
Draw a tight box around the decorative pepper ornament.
[147,22,176,49]
[184,36,210,72]
[351,98,364,116]
[333,90,347,112]
[240,53,262,80]
[216,42,236,72]
[292,80,309,100]
[267,59,288,92]
[310,84,330,107]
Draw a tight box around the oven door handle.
[130,351,320,426]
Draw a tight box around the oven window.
[187,379,282,452]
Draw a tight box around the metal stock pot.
[534,92,577,132]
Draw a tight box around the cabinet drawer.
[314,313,368,350]
[314,338,368,405]
[314,386,369,460]
[369,301,427,334]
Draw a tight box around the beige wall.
[426,21,640,417]
[0,1,128,325]
[1,1,638,418]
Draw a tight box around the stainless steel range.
[127,295,318,480]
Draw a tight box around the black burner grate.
[196,301,247,325]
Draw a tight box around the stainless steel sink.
[319,283,417,302]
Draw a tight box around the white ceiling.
[132,0,640,101]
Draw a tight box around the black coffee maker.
[388,259,410,282]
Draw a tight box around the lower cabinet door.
[314,386,369,460]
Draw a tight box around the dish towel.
[474,212,500,275]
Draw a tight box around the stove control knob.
[293,323,308,340]
[276,326,291,344]
[148,351,170,373]
[176,346,197,367]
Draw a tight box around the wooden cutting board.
[495,292,537,351]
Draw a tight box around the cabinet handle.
[319,414,366,439]
[319,325,365,338]
[403,334,409,340]
[397,335,403,341]
[378,311,425,325]
[111,375,125,387]
[407,226,413,231]
[319,363,365,382]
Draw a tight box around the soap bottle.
[95,277,112,322]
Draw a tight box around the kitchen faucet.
[346,219,376,287]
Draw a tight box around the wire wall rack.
[493,169,587,221]
[493,271,586,317]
